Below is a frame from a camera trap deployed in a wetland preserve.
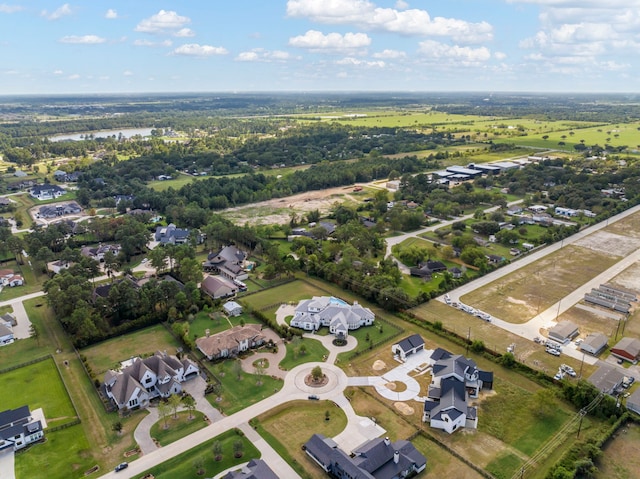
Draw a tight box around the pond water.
[49,127,154,142]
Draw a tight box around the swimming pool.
[329,296,348,306]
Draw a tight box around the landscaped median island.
[150,410,207,447]
[134,429,259,479]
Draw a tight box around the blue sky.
[1,1,638,94]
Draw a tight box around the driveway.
[0,449,15,479]
[303,332,357,365]
[239,328,287,379]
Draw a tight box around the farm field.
[516,121,640,151]
[80,324,181,374]
[255,400,348,479]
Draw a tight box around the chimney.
[205,329,210,338]
[384,437,390,446]
[394,451,399,464]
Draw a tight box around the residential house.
[290,296,375,337]
[37,202,82,219]
[0,270,23,287]
[0,322,14,346]
[392,334,425,362]
[548,321,579,344]
[53,170,81,182]
[0,313,17,327]
[201,275,239,300]
[588,364,625,395]
[422,348,493,434]
[222,301,243,317]
[155,223,191,245]
[202,246,248,281]
[30,184,65,201]
[410,260,446,278]
[449,267,463,279]
[555,207,578,217]
[304,434,426,479]
[223,459,278,479]
[46,260,73,275]
[103,351,199,410]
[0,197,11,207]
[579,332,609,356]
[81,244,121,262]
[625,388,640,415]
[195,324,265,360]
[611,337,640,363]
[0,406,44,451]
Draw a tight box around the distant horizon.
[1,2,638,94]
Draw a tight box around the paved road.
[0,449,15,479]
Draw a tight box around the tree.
[532,389,555,418]
[254,362,265,386]
[192,457,205,476]
[233,360,243,380]
[29,323,39,345]
[168,393,182,419]
[149,247,167,275]
[212,440,223,461]
[311,365,323,381]
[233,439,244,458]
[112,421,123,434]
[182,394,196,420]
[158,401,170,429]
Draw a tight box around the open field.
[135,429,260,479]
[596,421,640,479]
[256,400,348,479]
[80,324,181,374]
[516,121,640,151]
[411,433,485,479]
[461,245,620,324]
[0,358,77,428]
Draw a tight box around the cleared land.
[461,245,620,324]
[596,422,640,479]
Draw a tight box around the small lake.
[49,127,154,142]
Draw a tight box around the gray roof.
[580,332,609,353]
[223,459,278,479]
[549,321,579,340]
[0,406,31,427]
[396,334,424,354]
[588,364,625,393]
[626,387,640,414]
[612,337,640,358]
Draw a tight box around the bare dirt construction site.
[219,186,366,226]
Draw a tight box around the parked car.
[444,294,451,305]
[308,395,319,400]
[533,337,542,344]
[546,348,561,356]
[115,463,128,472]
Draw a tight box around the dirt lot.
[219,186,366,226]
[573,230,640,257]
[596,422,640,479]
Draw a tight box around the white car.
[444,294,451,305]
[546,348,561,356]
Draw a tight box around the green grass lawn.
[205,359,283,415]
[279,337,329,370]
[187,310,258,341]
[0,358,78,428]
[150,410,207,446]
[80,324,181,374]
[255,400,348,479]
[135,429,260,479]
[241,280,326,311]
[15,424,95,479]
[0,261,49,300]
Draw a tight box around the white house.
[103,351,199,410]
[0,269,23,287]
[30,184,65,201]
[290,296,374,337]
[0,406,44,451]
[392,334,425,362]
[422,348,493,434]
[0,322,14,346]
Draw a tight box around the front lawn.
[80,324,181,374]
[136,429,259,479]
[15,424,95,479]
[241,280,323,311]
[279,337,329,370]
[187,310,258,341]
[0,357,77,428]
[204,359,283,415]
[255,400,348,479]
[150,410,207,446]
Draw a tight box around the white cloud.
[235,48,293,62]
[41,3,71,20]
[289,30,371,52]
[53,70,63,75]
[372,49,406,59]
[174,28,195,38]
[286,0,493,43]
[336,57,385,67]
[105,9,118,19]
[133,39,172,47]
[172,43,228,57]
[123,70,133,76]
[135,10,192,36]
[418,40,492,63]
[0,4,22,13]
[395,0,409,9]
[68,74,80,80]
[59,35,106,44]
[494,51,507,60]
